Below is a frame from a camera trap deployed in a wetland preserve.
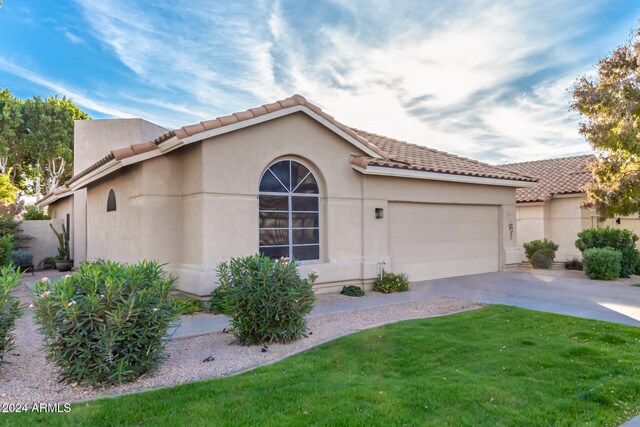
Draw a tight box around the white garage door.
[388,202,500,282]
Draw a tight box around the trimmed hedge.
[576,227,639,278]
[523,239,558,269]
[582,247,622,280]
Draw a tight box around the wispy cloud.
[21,0,631,162]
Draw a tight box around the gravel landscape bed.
[1,276,481,405]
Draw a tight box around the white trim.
[178,106,382,158]
[352,164,538,188]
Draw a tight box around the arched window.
[259,160,319,261]
[106,189,117,212]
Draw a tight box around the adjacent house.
[502,155,640,262]
[37,95,536,295]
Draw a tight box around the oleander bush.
[216,254,316,345]
[0,267,23,364]
[523,239,559,269]
[0,234,14,267]
[210,282,232,316]
[171,296,205,315]
[32,260,180,386]
[373,272,410,293]
[531,249,554,269]
[576,227,639,278]
[341,285,365,297]
[582,247,622,280]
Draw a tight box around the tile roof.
[500,154,595,202]
[351,129,536,182]
[50,94,536,203]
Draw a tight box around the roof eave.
[352,164,538,188]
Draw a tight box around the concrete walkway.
[170,270,640,339]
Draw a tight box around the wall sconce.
[375,208,384,219]
[616,218,621,224]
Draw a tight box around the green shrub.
[217,254,316,345]
[10,249,32,270]
[565,258,583,271]
[373,272,410,293]
[582,247,622,280]
[341,285,365,297]
[32,260,179,386]
[171,296,204,316]
[576,227,639,278]
[0,235,14,267]
[531,249,554,269]
[0,267,23,363]
[22,205,51,220]
[210,283,232,316]
[43,256,57,269]
[523,239,559,267]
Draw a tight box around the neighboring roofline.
[516,191,585,204]
[351,164,538,188]
[500,153,595,168]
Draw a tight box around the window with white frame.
[258,160,319,261]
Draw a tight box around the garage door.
[388,202,500,282]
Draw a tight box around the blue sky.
[0,1,638,163]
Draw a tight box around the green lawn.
[7,305,640,426]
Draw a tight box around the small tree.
[572,27,640,219]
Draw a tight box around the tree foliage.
[0,90,90,197]
[572,27,640,219]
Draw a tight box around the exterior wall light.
[375,208,384,219]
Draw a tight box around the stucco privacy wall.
[21,219,64,268]
[75,112,520,295]
[48,196,73,260]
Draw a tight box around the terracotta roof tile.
[62,94,536,191]
[500,154,595,202]
[351,129,536,182]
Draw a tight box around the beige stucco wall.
[76,112,520,295]
[516,194,640,263]
[74,119,168,175]
[21,219,64,268]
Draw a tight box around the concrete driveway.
[312,270,640,327]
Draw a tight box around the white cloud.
[68,0,611,162]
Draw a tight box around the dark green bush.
[0,267,23,363]
[0,235,14,267]
[171,296,204,315]
[23,205,51,220]
[582,247,622,280]
[576,227,639,278]
[210,283,232,316]
[373,272,410,293]
[531,249,554,269]
[565,258,583,271]
[32,260,179,386]
[43,256,57,269]
[10,249,32,270]
[523,239,559,267]
[341,285,365,297]
[216,254,316,345]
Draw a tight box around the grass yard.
[6,305,640,426]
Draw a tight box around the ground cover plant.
[373,271,409,293]
[171,295,205,315]
[9,305,640,426]
[32,260,180,386]
[341,285,365,297]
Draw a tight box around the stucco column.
[72,188,87,265]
